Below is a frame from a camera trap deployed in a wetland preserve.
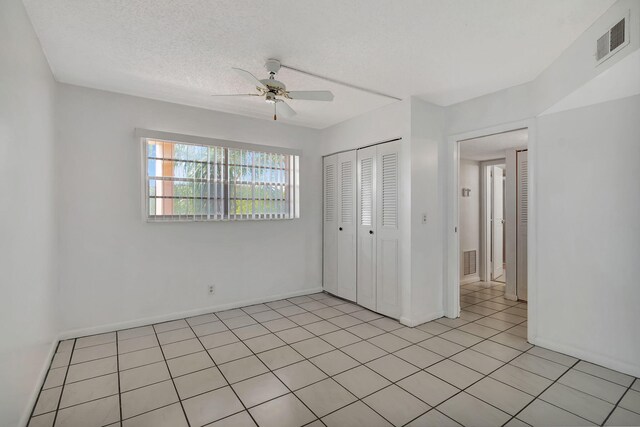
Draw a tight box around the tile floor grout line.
[27,340,65,424]
[450,284,622,426]
[50,338,77,427]
[149,323,192,427]
[33,287,516,425]
[38,288,515,426]
[400,321,532,424]
[600,378,637,426]
[327,286,633,426]
[501,359,590,427]
[32,288,639,427]
[214,294,398,426]
[182,315,264,427]
[272,292,519,425]
[392,284,539,425]
[222,296,357,425]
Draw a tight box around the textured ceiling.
[460,129,528,161]
[23,0,615,128]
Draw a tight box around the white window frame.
[137,129,301,222]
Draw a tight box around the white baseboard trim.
[21,339,59,427]
[400,311,444,328]
[460,275,480,285]
[59,286,323,340]
[504,292,518,301]
[530,336,640,378]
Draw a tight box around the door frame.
[445,119,537,343]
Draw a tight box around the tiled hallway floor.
[30,282,640,427]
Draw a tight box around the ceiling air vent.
[596,14,629,65]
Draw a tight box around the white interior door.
[517,150,528,301]
[492,166,505,279]
[323,155,338,295]
[337,151,357,302]
[375,141,401,318]
[356,146,377,311]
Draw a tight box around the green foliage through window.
[145,139,300,221]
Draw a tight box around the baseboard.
[59,286,323,340]
[460,275,480,285]
[504,292,518,301]
[20,339,59,427]
[530,336,640,378]
[400,311,444,328]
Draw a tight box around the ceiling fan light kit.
[213,59,335,120]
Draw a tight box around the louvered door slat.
[381,153,398,228]
[519,159,528,224]
[341,161,354,224]
[360,158,373,227]
[324,163,336,222]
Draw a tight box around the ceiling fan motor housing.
[259,78,287,98]
[264,58,281,74]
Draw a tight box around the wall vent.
[596,14,629,65]
[463,250,477,276]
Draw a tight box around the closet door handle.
[339,227,343,231]
[369,230,374,235]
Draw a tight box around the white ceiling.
[23,0,615,128]
[460,129,528,161]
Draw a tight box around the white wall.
[535,94,640,376]
[0,0,58,425]
[319,100,409,155]
[442,0,640,376]
[319,98,449,327]
[459,160,480,281]
[56,84,323,335]
[408,99,447,325]
[447,0,640,136]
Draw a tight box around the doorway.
[459,129,527,296]
[446,122,535,338]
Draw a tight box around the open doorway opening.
[457,128,529,318]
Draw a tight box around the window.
[144,137,300,221]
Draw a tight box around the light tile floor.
[29,282,640,427]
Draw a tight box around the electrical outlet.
[208,285,215,295]
[422,213,427,224]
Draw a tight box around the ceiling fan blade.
[233,68,266,89]
[211,93,261,97]
[276,100,296,118]
[287,90,334,101]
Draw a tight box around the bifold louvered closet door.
[337,151,357,301]
[516,150,528,301]
[372,141,401,318]
[323,152,357,302]
[356,146,377,311]
[323,140,401,319]
[323,155,338,296]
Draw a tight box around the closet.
[323,140,401,319]
[323,151,357,301]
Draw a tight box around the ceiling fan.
[212,59,334,120]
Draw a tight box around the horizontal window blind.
[145,138,300,221]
